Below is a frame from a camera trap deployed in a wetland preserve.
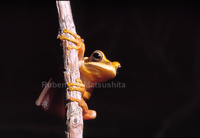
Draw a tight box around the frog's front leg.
[68,78,91,100]
[60,29,85,60]
[68,78,96,120]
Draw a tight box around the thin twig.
[56,1,83,138]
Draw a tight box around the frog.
[35,29,121,120]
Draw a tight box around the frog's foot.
[68,78,85,94]
[68,78,91,100]
[69,97,96,120]
[60,29,85,50]
[68,78,95,119]
[69,97,88,115]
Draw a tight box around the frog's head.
[80,50,121,83]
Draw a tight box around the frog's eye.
[91,51,103,62]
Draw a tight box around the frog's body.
[35,29,121,120]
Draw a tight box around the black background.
[0,1,200,137]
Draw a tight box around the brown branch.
[56,1,83,138]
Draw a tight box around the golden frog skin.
[36,29,121,120]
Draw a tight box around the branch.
[56,1,83,138]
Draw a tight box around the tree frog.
[35,29,121,120]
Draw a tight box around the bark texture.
[56,1,83,138]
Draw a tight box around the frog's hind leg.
[83,110,96,120]
[69,97,96,120]
[67,78,96,119]
[69,97,88,115]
